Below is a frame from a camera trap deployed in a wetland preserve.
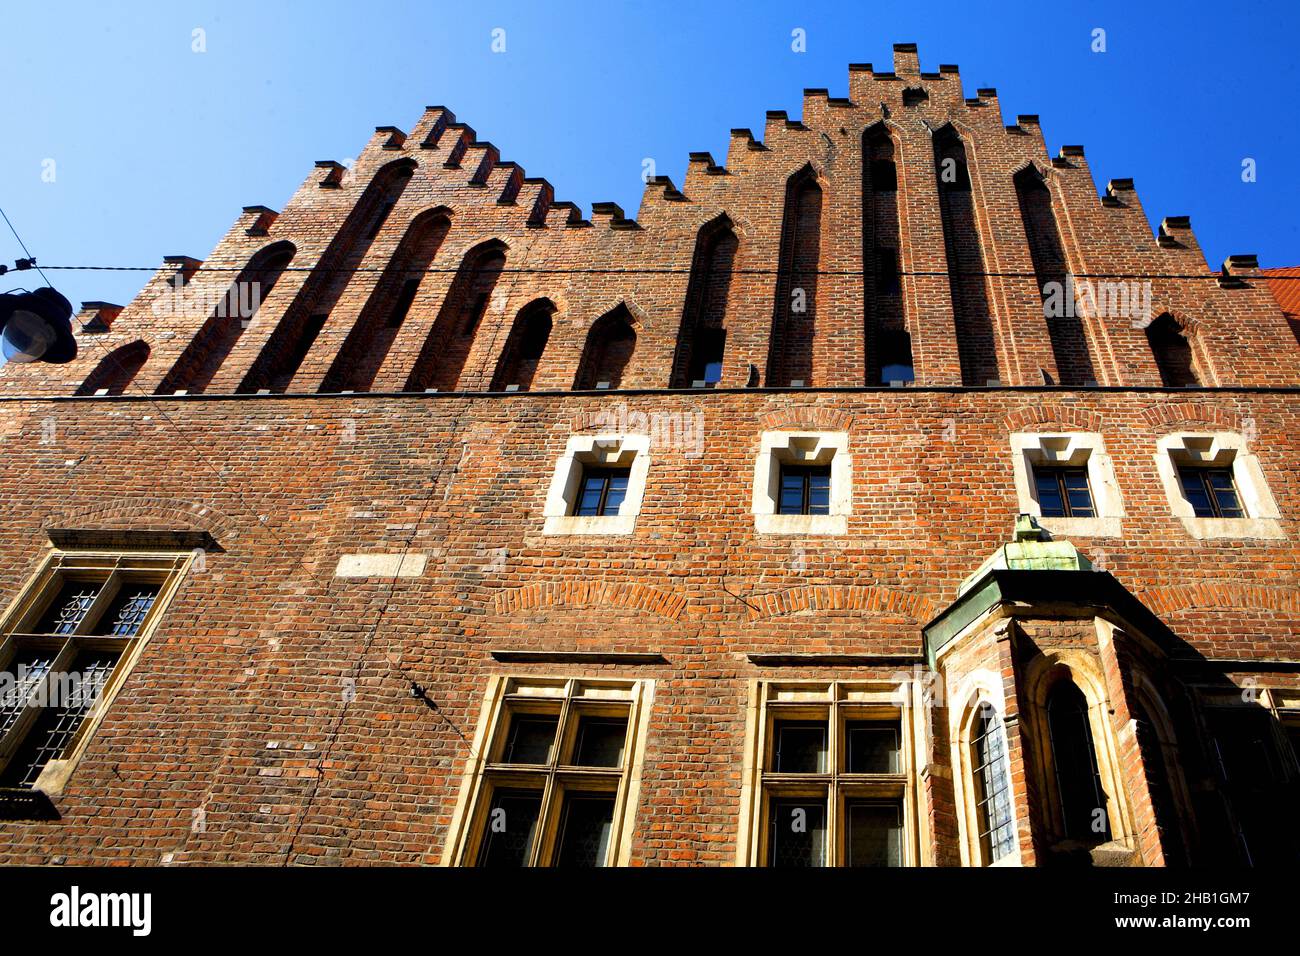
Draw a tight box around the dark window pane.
[575,478,605,517]
[1210,709,1282,787]
[1207,470,1243,517]
[774,722,826,773]
[1178,468,1216,518]
[846,800,903,867]
[0,648,56,739]
[0,649,120,789]
[768,799,826,867]
[1035,471,1066,517]
[1046,681,1111,842]
[554,794,615,867]
[807,473,832,516]
[502,714,558,764]
[778,472,804,515]
[604,475,629,514]
[846,720,900,774]
[573,716,628,768]
[95,584,160,637]
[476,790,542,867]
[34,581,103,635]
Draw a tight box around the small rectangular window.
[845,720,900,774]
[778,464,832,516]
[572,467,631,517]
[1034,466,1094,518]
[773,721,827,773]
[1178,466,1243,518]
[554,793,616,867]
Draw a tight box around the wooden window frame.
[443,676,654,867]
[1033,465,1095,518]
[738,679,921,867]
[0,549,194,797]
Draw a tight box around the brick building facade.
[0,44,1297,866]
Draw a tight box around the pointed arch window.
[74,341,150,396]
[156,241,295,394]
[672,216,737,388]
[404,240,508,392]
[574,306,637,390]
[1046,680,1112,843]
[491,299,555,392]
[971,702,1015,863]
[1146,313,1200,387]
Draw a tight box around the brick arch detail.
[1003,404,1103,432]
[1142,583,1300,616]
[494,581,688,621]
[744,585,937,622]
[1139,401,1243,431]
[758,405,855,431]
[40,497,242,541]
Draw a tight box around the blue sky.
[3,0,1298,310]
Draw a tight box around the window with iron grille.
[0,551,189,794]
[777,464,832,516]
[971,702,1016,864]
[746,681,914,867]
[572,466,631,517]
[1034,465,1095,518]
[452,677,652,867]
[1177,466,1244,519]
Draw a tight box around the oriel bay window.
[739,680,918,867]
[0,550,192,803]
[444,677,653,867]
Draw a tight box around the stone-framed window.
[0,549,193,804]
[737,679,920,867]
[1009,432,1124,538]
[543,434,650,536]
[752,431,851,535]
[953,692,1019,867]
[1153,432,1282,540]
[440,676,654,867]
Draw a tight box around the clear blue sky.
[3,0,1298,310]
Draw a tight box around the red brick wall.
[0,44,1296,865]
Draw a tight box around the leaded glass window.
[971,702,1016,863]
[0,552,187,793]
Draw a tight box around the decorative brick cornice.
[1139,402,1243,431]
[1142,583,1300,616]
[494,581,688,621]
[745,585,937,622]
[758,405,855,432]
[1003,404,1103,433]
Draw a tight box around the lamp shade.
[0,288,77,364]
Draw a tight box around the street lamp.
[0,288,77,364]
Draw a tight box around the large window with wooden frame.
[1033,465,1094,518]
[0,550,191,805]
[444,676,653,867]
[1200,688,1300,866]
[739,680,919,867]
